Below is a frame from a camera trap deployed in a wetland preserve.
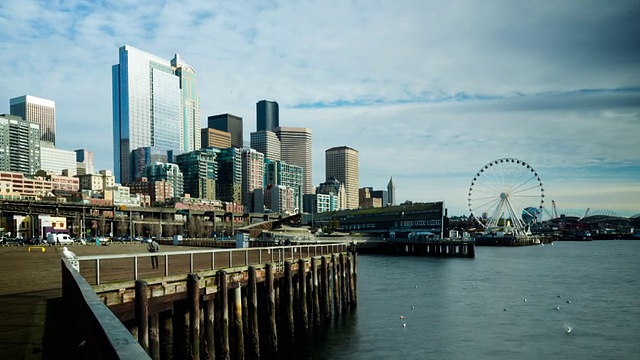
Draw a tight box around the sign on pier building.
[315,201,448,239]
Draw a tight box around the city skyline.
[0,1,639,216]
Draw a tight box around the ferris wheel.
[468,158,544,237]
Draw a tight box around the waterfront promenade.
[0,243,203,359]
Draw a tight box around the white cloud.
[0,0,639,216]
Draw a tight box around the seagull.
[524,298,527,303]
[566,300,571,304]
[402,323,407,328]
[62,247,76,259]
[555,307,561,311]
[400,315,404,319]
[503,308,508,311]
[411,306,415,310]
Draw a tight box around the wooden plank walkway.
[0,243,206,359]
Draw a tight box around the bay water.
[300,241,640,359]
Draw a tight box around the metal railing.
[76,243,348,285]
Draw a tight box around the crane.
[552,200,558,219]
[580,208,590,221]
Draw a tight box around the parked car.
[46,233,74,245]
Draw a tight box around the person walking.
[148,239,160,269]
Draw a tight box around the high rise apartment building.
[250,130,280,161]
[10,95,56,145]
[0,114,41,175]
[275,126,313,195]
[325,146,359,209]
[175,148,219,200]
[112,45,200,183]
[256,100,279,131]
[207,114,243,148]
[241,148,264,211]
[265,159,303,212]
[144,162,184,198]
[216,147,243,204]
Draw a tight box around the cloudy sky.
[1,0,639,217]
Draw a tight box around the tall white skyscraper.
[10,95,56,145]
[275,127,313,195]
[325,146,359,209]
[112,45,200,183]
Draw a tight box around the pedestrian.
[148,239,160,269]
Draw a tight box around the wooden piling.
[311,257,321,329]
[160,310,173,360]
[352,251,358,307]
[135,280,149,352]
[331,253,339,317]
[339,253,348,311]
[297,258,309,335]
[346,254,355,308]
[233,287,244,360]
[218,271,230,360]
[149,313,160,360]
[188,273,200,360]
[320,256,331,323]
[265,263,278,356]
[247,266,260,359]
[282,261,295,346]
[204,298,215,360]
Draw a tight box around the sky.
[1,0,639,217]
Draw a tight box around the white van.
[47,233,74,244]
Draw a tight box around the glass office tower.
[256,100,279,131]
[113,45,198,183]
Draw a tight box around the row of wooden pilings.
[129,250,357,360]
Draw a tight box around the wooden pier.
[61,244,357,359]
[355,239,475,258]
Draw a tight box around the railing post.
[95,259,100,285]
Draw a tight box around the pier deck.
[0,243,204,359]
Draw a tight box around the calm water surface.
[301,241,640,359]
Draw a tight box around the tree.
[116,217,128,237]
[134,215,144,237]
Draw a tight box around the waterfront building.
[216,147,243,204]
[256,100,279,131]
[75,149,94,176]
[265,159,303,212]
[275,126,313,195]
[9,95,56,145]
[241,148,264,211]
[113,45,197,183]
[317,177,347,210]
[325,146,359,209]
[201,128,232,149]
[0,114,41,175]
[303,193,337,214]
[207,114,243,148]
[39,142,77,176]
[170,54,201,153]
[387,177,396,206]
[0,171,78,200]
[359,187,383,209]
[144,162,184,198]
[175,148,219,200]
[251,130,281,161]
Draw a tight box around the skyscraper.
[250,130,281,161]
[10,95,56,145]
[241,148,265,211]
[0,114,41,174]
[112,45,199,183]
[275,127,313,195]
[171,54,201,153]
[75,149,95,175]
[256,100,279,131]
[325,146,359,209]
[207,114,243,148]
[387,177,396,206]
